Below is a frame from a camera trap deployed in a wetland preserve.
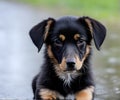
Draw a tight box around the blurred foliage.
[19,0,119,21]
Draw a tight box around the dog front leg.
[75,86,94,100]
[35,88,60,100]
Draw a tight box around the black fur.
[29,16,106,100]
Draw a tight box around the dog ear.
[78,17,106,50]
[29,18,55,52]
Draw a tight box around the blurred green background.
[20,0,119,20]
[18,0,120,33]
[0,0,120,100]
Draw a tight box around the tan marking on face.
[75,45,90,70]
[55,57,66,74]
[75,86,94,100]
[47,45,67,76]
[85,19,93,35]
[74,34,80,41]
[59,34,66,41]
[59,57,66,71]
[39,89,62,100]
[75,55,83,70]
[47,45,58,64]
[44,20,53,41]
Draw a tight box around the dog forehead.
[53,17,87,38]
[55,17,78,30]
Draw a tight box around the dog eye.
[54,39,63,47]
[77,40,85,46]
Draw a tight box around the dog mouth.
[63,68,80,75]
[64,69,76,73]
[64,70,76,73]
[55,63,81,82]
[58,70,80,84]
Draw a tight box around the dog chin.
[58,70,81,86]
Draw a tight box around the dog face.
[30,16,106,80]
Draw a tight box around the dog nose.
[67,62,75,71]
[66,58,75,71]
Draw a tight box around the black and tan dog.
[29,16,106,100]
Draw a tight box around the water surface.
[0,1,120,100]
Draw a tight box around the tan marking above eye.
[74,34,80,41]
[59,34,65,41]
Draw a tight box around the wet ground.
[0,1,53,99]
[0,1,120,100]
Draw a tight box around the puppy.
[29,16,106,100]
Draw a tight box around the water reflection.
[0,1,120,100]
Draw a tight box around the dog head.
[29,16,106,76]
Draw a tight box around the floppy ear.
[78,17,106,50]
[29,18,55,52]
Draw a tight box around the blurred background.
[0,0,120,100]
